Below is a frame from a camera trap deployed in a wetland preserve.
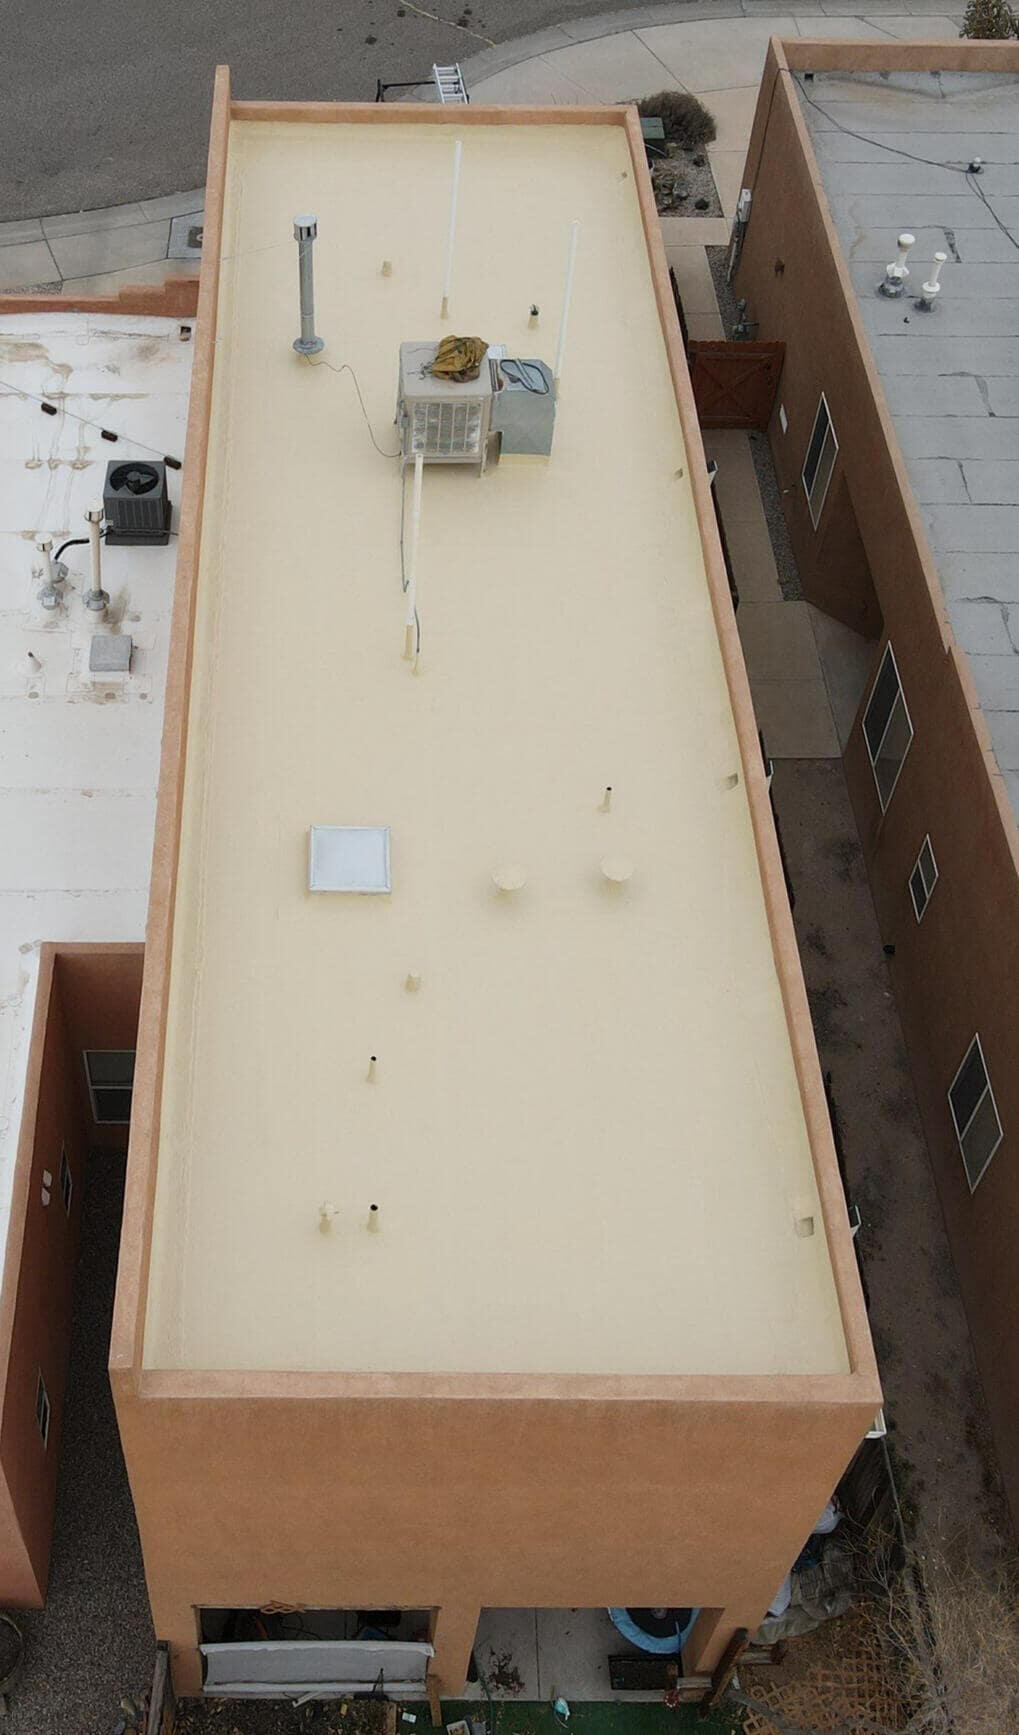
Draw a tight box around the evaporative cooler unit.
[397,342,556,472]
[398,342,494,470]
[103,460,171,546]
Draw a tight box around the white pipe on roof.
[440,138,463,320]
[404,451,423,663]
[554,220,580,386]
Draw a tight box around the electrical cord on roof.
[796,81,1019,254]
[301,353,402,457]
[0,377,183,464]
[54,536,92,561]
[500,357,550,394]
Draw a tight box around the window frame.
[801,393,839,529]
[35,1371,50,1448]
[59,1142,73,1216]
[863,643,914,812]
[948,1034,1003,1194]
[83,1050,135,1125]
[908,834,938,923]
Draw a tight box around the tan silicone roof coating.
[142,116,849,1376]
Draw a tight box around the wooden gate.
[688,340,785,430]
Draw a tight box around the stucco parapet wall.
[0,276,198,318]
[111,72,877,1403]
[124,1368,880,1405]
[782,36,1019,72]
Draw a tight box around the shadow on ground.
[6,1152,153,1734]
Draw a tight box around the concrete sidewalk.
[0,3,963,295]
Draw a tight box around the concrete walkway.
[0,3,963,295]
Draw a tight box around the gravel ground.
[4,1152,154,1734]
[707,244,804,600]
[771,759,1013,1569]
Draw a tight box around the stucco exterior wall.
[112,1377,877,1694]
[735,39,1019,1526]
[0,945,144,1605]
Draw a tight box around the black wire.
[0,376,182,464]
[301,354,402,457]
[54,536,90,561]
[796,81,1019,253]
[964,166,1019,253]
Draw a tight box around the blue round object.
[607,1607,697,1655]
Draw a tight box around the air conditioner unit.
[103,460,171,545]
[397,342,495,470]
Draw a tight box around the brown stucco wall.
[0,944,144,1605]
[112,1377,877,1695]
[735,40,1019,1526]
[110,73,879,1699]
[0,951,84,1603]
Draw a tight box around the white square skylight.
[308,826,391,894]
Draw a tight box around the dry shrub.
[636,90,717,149]
[960,0,1018,36]
[856,1532,1019,1735]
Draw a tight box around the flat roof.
[142,111,849,1377]
[798,68,1019,818]
[0,313,190,1281]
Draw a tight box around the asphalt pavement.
[0,0,626,221]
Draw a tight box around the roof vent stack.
[292,214,325,356]
[878,232,915,298]
[916,252,947,313]
[35,535,67,612]
[83,503,109,618]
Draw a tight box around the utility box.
[492,358,556,456]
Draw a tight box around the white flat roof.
[0,314,190,1281]
[142,116,849,1377]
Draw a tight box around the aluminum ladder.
[432,63,469,103]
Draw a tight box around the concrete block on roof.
[962,462,1019,505]
[924,503,1019,553]
[822,159,960,197]
[964,653,1019,710]
[986,377,1019,416]
[872,335,1019,375]
[880,373,988,416]
[948,599,1015,656]
[906,458,968,503]
[896,417,1019,460]
[987,709,1019,772]
[939,551,1019,603]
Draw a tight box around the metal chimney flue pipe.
[293,214,325,356]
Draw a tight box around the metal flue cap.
[294,213,318,242]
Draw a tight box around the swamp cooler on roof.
[397,340,556,469]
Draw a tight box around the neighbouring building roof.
[141,112,851,1379]
[0,313,191,1271]
[798,69,1019,815]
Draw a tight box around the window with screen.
[908,835,938,922]
[83,1050,135,1125]
[863,644,913,811]
[949,1035,1003,1193]
[802,395,838,528]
